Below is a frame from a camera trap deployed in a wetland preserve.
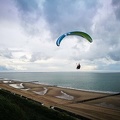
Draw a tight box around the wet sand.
[0,79,120,120]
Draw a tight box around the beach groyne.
[75,93,120,103]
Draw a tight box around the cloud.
[0,65,10,71]
[90,0,120,62]
[15,0,41,24]
[0,0,18,22]
[0,49,13,59]
[43,0,99,38]
[0,0,120,72]
[108,47,120,61]
[0,54,28,71]
[15,0,99,38]
[14,0,45,36]
[30,52,51,62]
[112,0,120,20]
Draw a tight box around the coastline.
[0,72,120,94]
[0,79,120,120]
[2,77,119,94]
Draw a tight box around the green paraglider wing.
[56,31,92,46]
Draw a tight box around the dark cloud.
[43,0,99,39]
[14,0,99,38]
[15,0,40,22]
[14,0,42,35]
[112,0,120,20]
[15,0,38,13]
[108,46,120,61]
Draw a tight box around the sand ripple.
[33,87,48,95]
[9,83,24,89]
[56,91,74,100]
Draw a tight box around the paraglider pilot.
[76,63,81,69]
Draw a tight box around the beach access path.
[0,79,120,120]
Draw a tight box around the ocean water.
[0,72,120,93]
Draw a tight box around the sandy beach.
[0,79,120,120]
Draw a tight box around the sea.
[0,72,120,94]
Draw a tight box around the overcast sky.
[0,0,120,72]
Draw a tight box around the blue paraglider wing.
[56,34,67,46]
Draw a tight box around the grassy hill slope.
[0,89,76,120]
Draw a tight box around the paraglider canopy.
[76,63,81,69]
[56,31,92,46]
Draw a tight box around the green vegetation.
[0,89,76,120]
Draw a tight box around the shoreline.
[0,72,120,94]
[1,78,119,94]
[53,85,119,94]
[0,79,120,120]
